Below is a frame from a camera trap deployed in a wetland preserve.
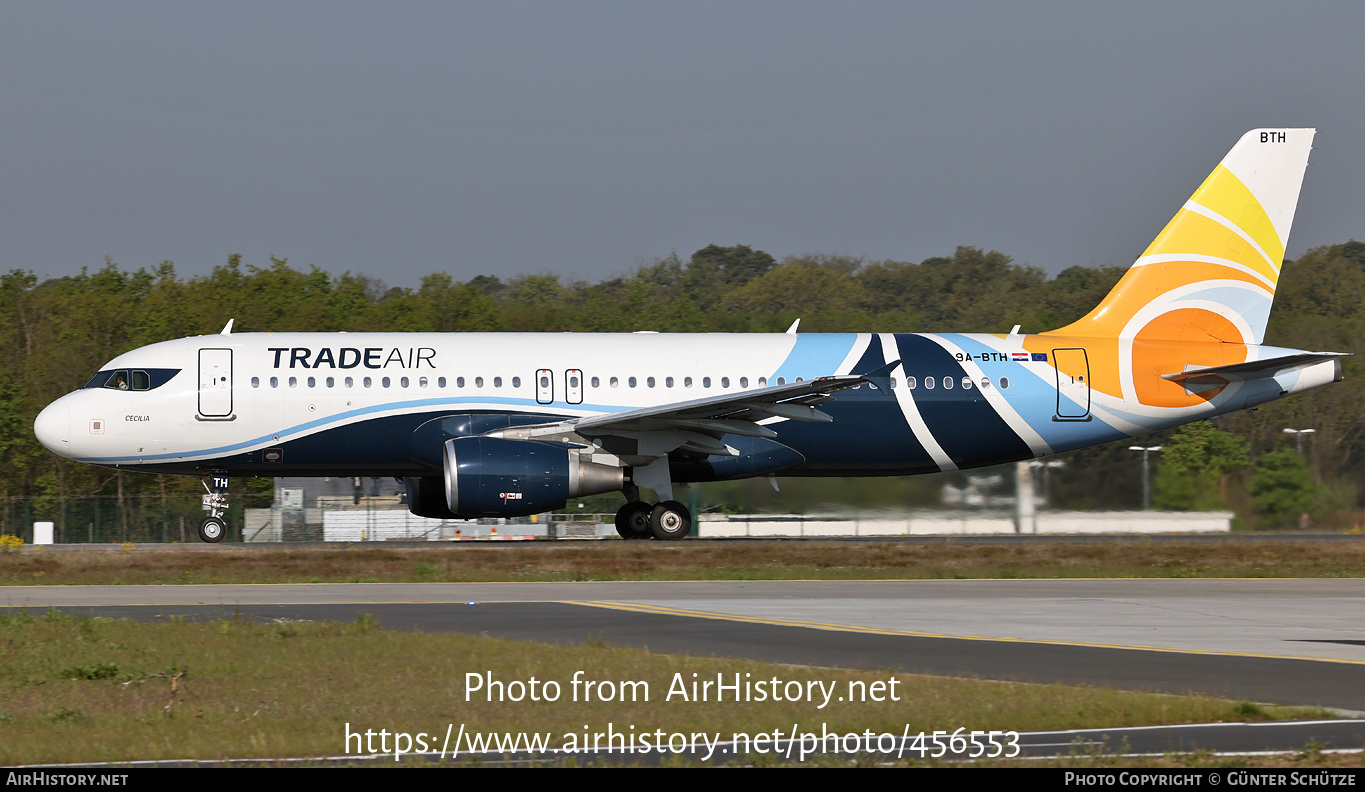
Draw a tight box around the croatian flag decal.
[1011,352,1029,361]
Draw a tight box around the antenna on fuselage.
[786,318,800,334]
[220,319,234,335]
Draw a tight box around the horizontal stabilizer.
[1162,352,1348,386]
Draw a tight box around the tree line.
[2,241,1362,529]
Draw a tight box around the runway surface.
[6,579,1365,715]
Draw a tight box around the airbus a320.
[34,128,1342,542]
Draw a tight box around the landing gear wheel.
[614,501,653,540]
[649,500,691,541]
[198,517,226,544]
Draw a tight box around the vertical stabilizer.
[1048,128,1315,345]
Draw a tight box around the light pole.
[1283,427,1316,453]
[1128,446,1163,510]
[1029,459,1066,506]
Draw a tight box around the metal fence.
[0,496,242,544]
[0,497,617,544]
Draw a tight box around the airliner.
[33,129,1343,543]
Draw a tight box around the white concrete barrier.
[698,511,1231,537]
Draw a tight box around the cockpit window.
[82,368,181,391]
[99,370,131,390]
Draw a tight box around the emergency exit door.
[565,369,583,404]
[535,369,554,404]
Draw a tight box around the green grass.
[0,610,1327,766]
[5,539,1365,586]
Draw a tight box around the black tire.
[614,501,653,540]
[198,517,226,543]
[649,500,691,541]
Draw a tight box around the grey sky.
[3,1,1361,289]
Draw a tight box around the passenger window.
[382,377,391,388]
[980,377,991,389]
[591,376,600,388]
[739,377,748,388]
[665,376,674,388]
[703,377,711,388]
[684,376,693,388]
[610,376,619,388]
[475,377,484,388]
[776,377,786,385]
[999,377,1011,389]
[345,376,354,388]
[270,376,279,388]
[962,377,973,390]
[419,377,428,388]
[401,377,410,388]
[457,377,465,388]
[252,376,260,389]
[907,376,917,390]
[925,377,935,389]
[943,377,954,390]
[629,377,637,388]
[326,377,335,388]
[437,377,446,388]
[307,376,316,388]
[758,377,767,387]
[647,376,656,388]
[364,377,372,388]
[289,377,298,388]
[890,377,897,389]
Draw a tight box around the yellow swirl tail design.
[1048,128,1315,346]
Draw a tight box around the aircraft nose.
[34,399,71,456]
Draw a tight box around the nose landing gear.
[199,515,226,543]
[198,472,230,543]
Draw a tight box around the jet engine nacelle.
[442,436,623,517]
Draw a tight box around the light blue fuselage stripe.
[771,334,858,383]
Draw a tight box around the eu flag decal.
[1031,352,1048,362]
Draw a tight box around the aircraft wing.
[573,375,859,454]
[1162,352,1348,387]
[570,361,898,457]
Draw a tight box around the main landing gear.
[613,464,692,541]
[614,499,692,541]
